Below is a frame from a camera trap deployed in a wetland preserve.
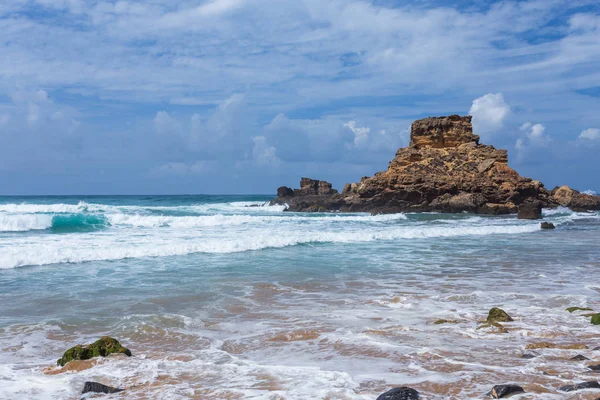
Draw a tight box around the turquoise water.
[0,196,599,399]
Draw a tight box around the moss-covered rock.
[487,308,513,323]
[566,307,593,313]
[57,337,132,367]
[591,314,600,325]
[433,319,459,325]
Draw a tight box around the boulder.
[376,387,420,400]
[487,308,513,323]
[590,364,600,371]
[81,382,124,395]
[559,381,600,392]
[487,384,525,399]
[277,186,294,198]
[541,222,555,229]
[518,202,542,220]
[57,336,132,367]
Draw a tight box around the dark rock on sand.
[518,201,542,220]
[57,336,132,367]
[522,352,539,359]
[592,314,600,325]
[271,115,600,214]
[81,381,124,395]
[376,387,420,400]
[571,354,590,361]
[589,364,600,371]
[540,222,555,229]
[486,384,525,398]
[559,381,600,392]
[487,308,513,323]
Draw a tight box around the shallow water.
[0,196,599,399]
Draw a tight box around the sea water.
[0,195,599,399]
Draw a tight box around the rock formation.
[272,115,600,214]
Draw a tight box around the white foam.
[0,201,91,214]
[0,214,52,232]
[0,223,539,269]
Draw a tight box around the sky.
[0,0,599,195]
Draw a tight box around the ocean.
[0,195,599,399]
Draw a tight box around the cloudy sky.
[1,0,599,195]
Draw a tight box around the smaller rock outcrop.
[541,222,555,229]
[57,336,132,367]
[518,202,542,220]
[588,364,600,371]
[559,381,600,392]
[487,308,513,323]
[552,186,600,211]
[81,382,124,395]
[487,384,525,399]
[277,186,294,198]
[376,387,420,400]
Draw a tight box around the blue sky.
[0,0,599,195]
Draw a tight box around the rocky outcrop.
[552,186,600,211]
[272,115,600,214]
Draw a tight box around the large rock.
[376,387,420,400]
[518,201,542,220]
[271,115,600,213]
[57,336,132,367]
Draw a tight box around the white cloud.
[515,121,551,161]
[579,128,600,140]
[344,120,370,148]
[469,93,510,135]
[153,111,178,135]
[252,136,280,167]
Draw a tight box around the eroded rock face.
[271,115,600,214]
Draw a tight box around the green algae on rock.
[487,308,513,323]
[57,336,132,367]
[566,307,593,313]
[433,319,460,325]
[591,314,600,325]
